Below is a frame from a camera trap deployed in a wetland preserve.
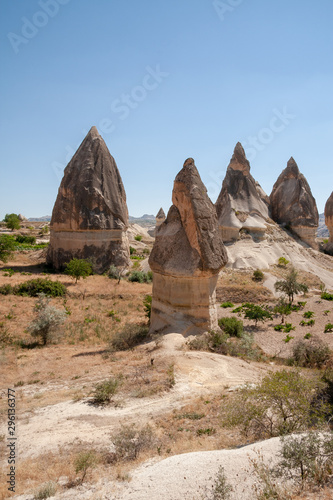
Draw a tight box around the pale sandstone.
[324,191,333,254]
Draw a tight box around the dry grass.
[217,269,273,303]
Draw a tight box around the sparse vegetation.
[218,317,243,337]
[143,294,152,321]
[303,310,314,318]
[252,269,264,282]
[0,234,16,262]
[273,298,291,324]
[204,465,233,499]
[15,278,66,297]
[220,301,234,308]
[92,377,119,404]
[111,424,155,461]
[74,451,98,484]
[4,213,20,231]
[109,323,150,351]
[322,292,333,301]
[243,303,272,327]
[134,234,142,241]
[128,270,153,283]
[277,256,289,267]
[291,338,331,368]
[65,258,93,283]
[324,323,333,333]
[33,481,57,499]
[16,234,36,245]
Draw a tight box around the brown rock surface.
[270,157,319,248]
[215,143,270,242]
[324,191,333,254]
[155,207,166,229]
[47,126,130,272]
[149,158,227,335]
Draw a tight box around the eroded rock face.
[47,126,130,272]
[215,143,270,242]
[324,192,333,254]
[149,158,227,335]
[270,158,319,248]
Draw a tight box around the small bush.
[324,323,333,333]
[110,324,149,351]
[92,378,119,404]
[252,269,264,282]
[278,256,289,267]
[303,311,314,319]
[292,337,331,368]
[283,335,294,343]
[274,324,284,331]
[130,246,136,254]
[112,424,155,461]
[0,284,13,295]
[108,264,121,280]
[65,258,92,283]
[15,278,66,297]
[16,234,36,245]
[218,317,243,337]
[74,451,97,484]
[304,333,312,339]
[33,481,57,499]
[128,270,152,283]
[0,234,16,262]
[204,465,233,499]
[220,302,234,308]
[321,292,333,301]
[134,235,142,241]
[243,303,272,327]
[26,294,67,345]
[284,323,295,333]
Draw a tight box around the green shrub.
[274,324,284,331]
[274,268,308,304]
[252,269,264,282]
[4,213,20,231]
[273,298,292,323]
[129,246,136,254]
[108,264,121,281]
[303,311,314,319]
[220,302,234,308]
[221,370,330,439]
[283,334,294,343]
[0,284,13,295]
[16,234,36,245]
[204,465,233,499]
[110,324,149,351]
[304,333,312,339]
[134,235,142,241]
[26,294,67,345]
[74,451,97,484]
[111,424,155,461]
[33,481,57,499]
[92,377,119,404]
[278,257,289,267]
[284,323,295,333]
[0,234,16,262]
[321,292,333,301]
[65,258,92,283]
[15,278,66,297]
[324,323,333,333]
[218,317,243,337]
[128,270,152,283]
[292,337,331,368]
[143,294,152,321]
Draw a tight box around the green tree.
[221,370,330,439]
[243,303,272,327]
[273,297,291,324]
[64,258,92,283]
[4,213,20,231]
[274,268,308,304]
[0,235,16,262]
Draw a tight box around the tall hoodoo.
[149,158,227,335]
[215,142,270,242]
[47,126,130,272]
[324,191,333,254]
[270,157,319,248]
[155,207,166,228]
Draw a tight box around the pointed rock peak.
[86,126,100,140]
[228,142,250,174]
[183,157,195,168]
[156,207,166,219]
[285,157,300,177]
[174,157,204,190]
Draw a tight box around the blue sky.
[0,0,332,219]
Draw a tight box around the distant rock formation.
[317,213,329,238]
[155,208,166,228]
[215,143,270,242]
[270,158,319,248]
[18,214,27,221]
[47,126,130,272]
[324,192,333,255]
[149,158,227,335]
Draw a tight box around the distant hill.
[129,214,155,221]
[28,216,51,222]
[317,213,329,238]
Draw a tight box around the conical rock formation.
[270,157,319,248]
[47,126,130,272]
[149,158,227,335]
[155,207,166,229]
[215,143,269,242]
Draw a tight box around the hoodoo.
[149,158,227,335]
[47,126,130,272]
[215,143,270,242]
[270,157,319,248]
[324,191,333,255]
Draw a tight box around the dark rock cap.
[149,158,227,276]
[50,126,128,231]
[156,207,166,219]
[270,157,319,227]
